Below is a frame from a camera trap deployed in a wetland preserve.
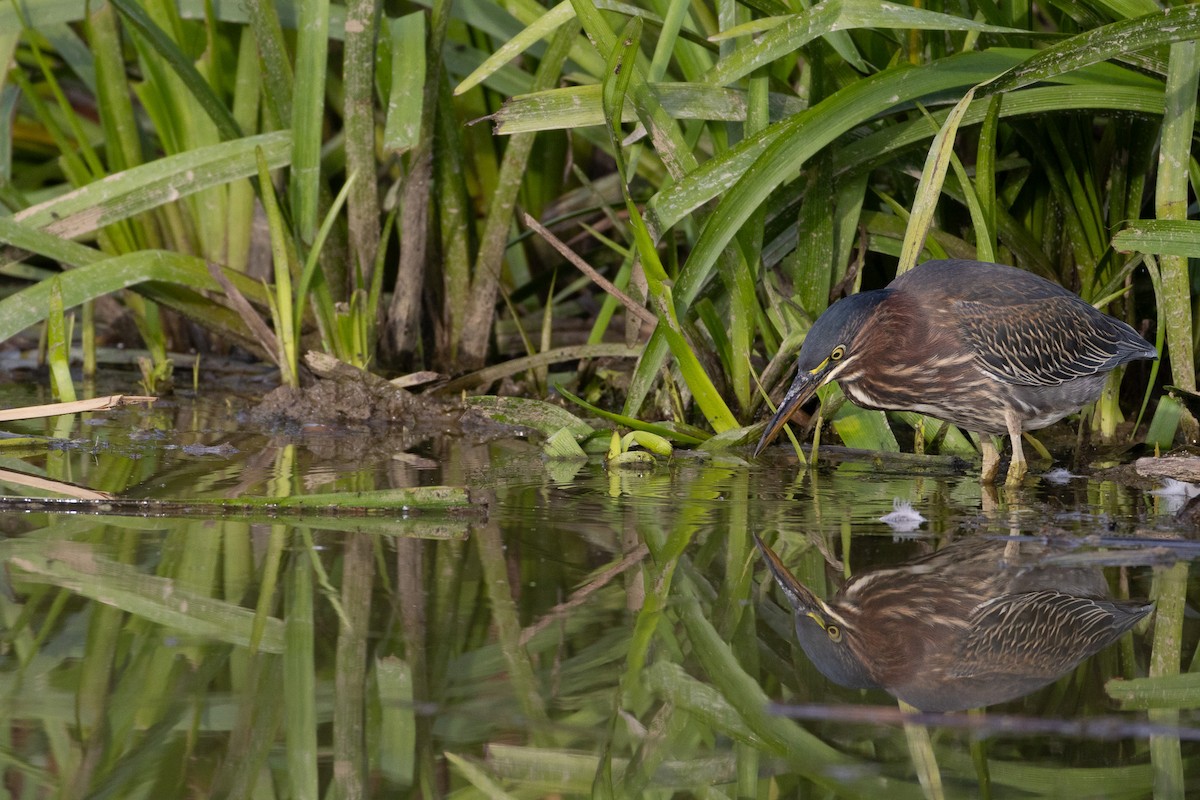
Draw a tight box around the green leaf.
[556,387,707,445]
[608,450,656,468]
[467,396,594,438]
[110,0,243,140]
[1108,671,1200,710]
[898,88,976,273]
[291,0,331,242]
[5,131,291,253]
[384,12,426,152]
[0,251,268,345]
[1143,395,1182,451]
[6,541,285,652]
[1154,40,1199,401]
[492,83,804,134]
[829,400,899,453]
[989,4,1200,93]
[377,657,417,786]
[1113,220,1200,258]
[46,279,76,403]
[545,427,589,460]
[454,1,569,96]
[707,0,1025,87]
[621,430,673,456]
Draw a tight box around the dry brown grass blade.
[205,260,281,365]
[521,211,657,329]
[520,544,649,645]
[0,468,113,500]
[0,394,156,422]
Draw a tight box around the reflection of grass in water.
[0,411,1192,797]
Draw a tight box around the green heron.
[754,259,1157,483]
[754,534,1152,712]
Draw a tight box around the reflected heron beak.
[752,534,823,615]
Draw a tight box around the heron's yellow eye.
[831,345,846,361]
[827,625,842,642]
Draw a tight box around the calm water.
[0,386,1196,798]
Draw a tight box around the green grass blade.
[285,538,319,800]
[291,0,330,243]
[244,0,294,128]
[990,4,1200,92]
[792,153,835,316]
[975,94,1002,260]
[0,218,103,268]
[708,0,1024,87]
[1148,562,1188,798]
[555,386,706,444]
[475,523,551,740]
[224,32,263,271]
[109,0,242,140]
[46,279,76,403]
[491,83,804,134]
[1153,40,1198,411]
[900,89,976,273]
[332,534,373,798]
[6,541,285,652]
[1109,672,1200,710]
[376,657,416,786]
[8,132,291,247]
[1113,220,1200,258]
[343,0,382,284]
[454,1,571,96]
[383,12,426,153]
[255,145,297,384]
[445,751,522,798]
[87,0,142,174]
[294,172,355,351]
[0,250,269,344]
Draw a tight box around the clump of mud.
[244,353,536,450]
[250,378,415,427]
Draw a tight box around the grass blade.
[1153,40,1198,438]
[109,0,242,140]
[898,89,976,274]
[383,13,426,153]
[291,0,330,244]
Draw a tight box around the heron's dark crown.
[795,290,890,373]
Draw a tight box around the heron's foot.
[980,438,1000,484]
[1003,416,1027,487]
[1004,456,1028,486]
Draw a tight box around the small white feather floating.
[1042,467,1080,485]
[879,498,926,532]
[1149,478,1200,513]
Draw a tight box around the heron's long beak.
[753,371,822,456]
[752,534,822,615]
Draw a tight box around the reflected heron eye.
[827,625,842,642]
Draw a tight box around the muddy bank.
[247,352,538,449]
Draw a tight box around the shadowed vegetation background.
[1,2,1200,796]
[0,0,1195,455]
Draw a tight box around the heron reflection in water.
[755,535,1152,713]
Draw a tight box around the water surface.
[0,388,1195,798]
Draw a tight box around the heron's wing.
[953,297,1155,386]
[951,591,1150,678]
